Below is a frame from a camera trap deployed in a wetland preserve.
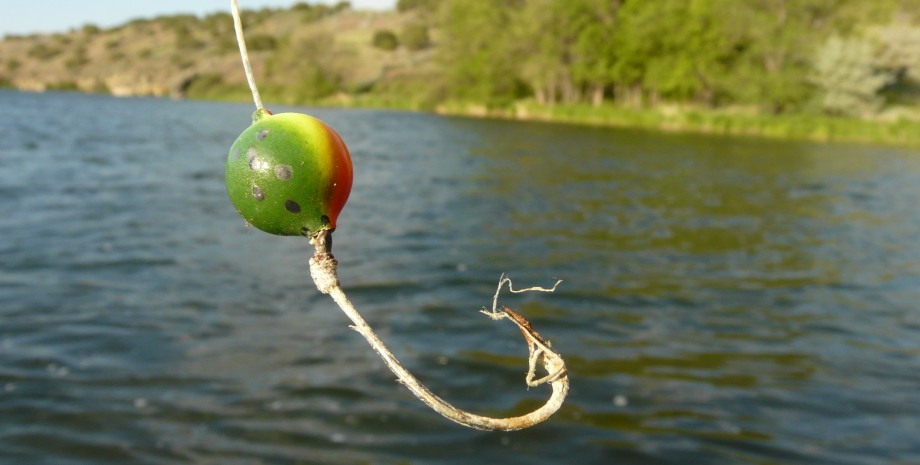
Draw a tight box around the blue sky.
[0,0,396,37]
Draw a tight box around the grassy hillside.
[0,4,437,107]
[2,1,920,147]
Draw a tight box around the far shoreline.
[5,87,920,148]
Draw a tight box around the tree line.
[407,0,920,117]
[4,0,918,119]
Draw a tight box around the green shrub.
[47,81,79,91]
[184,73,247,100]
[812,35,895,116]
[27,43,61,60]
[90,80,109,94]
[188,73,224,88]
[175,26,205,50]
[202,12,232,36]
[174,55,197,70]
[217,35,239,54]
[247,34,278,51]
[401,24,430,50]
[65,50,89,70]
[265,35,343,102]
[372,29,398,51]
[397,0,440,13]
[297,2,351,23]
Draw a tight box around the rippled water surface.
[2,90,920,464]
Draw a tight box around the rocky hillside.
[0,3,437,105]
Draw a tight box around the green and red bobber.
[225,108,353,237]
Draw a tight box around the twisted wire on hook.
[309,230,569,431]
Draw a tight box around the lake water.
[1,89,920,464]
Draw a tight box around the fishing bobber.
[225,109,353,237]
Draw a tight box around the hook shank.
[308,230,569,431]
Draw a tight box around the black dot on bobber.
[285,200,301,213]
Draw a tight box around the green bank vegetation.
[1,0,919,145]
[426,0,920,145]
